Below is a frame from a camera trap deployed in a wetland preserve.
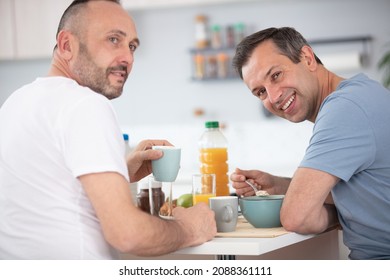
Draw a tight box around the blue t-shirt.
[300,73,390,259]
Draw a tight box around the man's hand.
[126,139,173,182]
[230,168,288,197]
[173,203,217,247]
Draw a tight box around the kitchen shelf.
[189,35,373,81]
[191,48,237,81]
[190,35,373,54]
[191,76,239,82]
[307,35,372,46]
[190,47,235,54]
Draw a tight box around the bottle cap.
[195,15,207,22]
[211,24,221,31]
[123,133,129,141]
[234,22,245,31]
[205,121,219,128]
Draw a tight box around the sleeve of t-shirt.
[299,96,375,182]
[59,94,129,181]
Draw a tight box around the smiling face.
[242,40,321,123]
[69,1,139,99]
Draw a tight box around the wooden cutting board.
[216,216,289,238]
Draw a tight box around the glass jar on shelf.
[234,22,246,45]
[217,52,229,79]
[193,53,206,79]
[207,55,218,79]
[226,25,235,49]
[194,15,209,49]
[211,24,222,49]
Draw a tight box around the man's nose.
[119,49,134,73]
[267,86,283,105]
[120,48,134,67]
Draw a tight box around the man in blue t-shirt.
[230,27,390,259]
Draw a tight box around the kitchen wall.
[115,0,389,125]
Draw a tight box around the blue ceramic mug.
[151,146,181,182]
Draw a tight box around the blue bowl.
[239,195,284,228]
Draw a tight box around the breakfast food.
[159,199,177,216]
[177,193,193,208]
[159,193,194,217]
[255,190,270,196]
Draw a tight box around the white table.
[174,227,339,260]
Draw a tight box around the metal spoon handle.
[245,180,269,196]
[245,180,258,192]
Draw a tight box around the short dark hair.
[54,0,121,49]
[232,27,322,79]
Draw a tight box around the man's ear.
[300,45,318,71]
[56,30,76,60]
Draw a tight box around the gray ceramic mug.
[209,196,238,232]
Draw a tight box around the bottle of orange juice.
[198,121,229,196]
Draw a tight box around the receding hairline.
[55,0,123,49]
[57,1,121,37]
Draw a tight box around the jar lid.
[234,22,245,31]
[150,180,162,189]
[211,24,221,31]
[195,15,207,22]
[138,181,149,190]
[205,121,219,128]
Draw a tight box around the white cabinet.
[0,0,15,60]
[0,0,257,60]
[13,0,70,59]
[0,0,70,60]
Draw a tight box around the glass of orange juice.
[192,174,216,205]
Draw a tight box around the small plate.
[159,214,175,220]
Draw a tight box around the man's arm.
[280,167,339,234]
[79,172,216,256]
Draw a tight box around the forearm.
[306,204,339,233]
[118,213,188,256]
[272,175,291,194]
[81,173,188,256]
[280,167,339,234]
[82,172,215,257]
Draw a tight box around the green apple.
[177,193,193,208]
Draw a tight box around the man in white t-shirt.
[0,0,216,259]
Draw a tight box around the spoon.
[245,180,269,196]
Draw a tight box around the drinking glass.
[192,173,216,205]
[151,146,181,219]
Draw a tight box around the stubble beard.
[73,43,126,100]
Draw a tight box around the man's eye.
[255,88,267,100]
[129,44,137,52]
[272,72,281,80]
[109,37,119,44]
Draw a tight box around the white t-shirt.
[0,77,129,259]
